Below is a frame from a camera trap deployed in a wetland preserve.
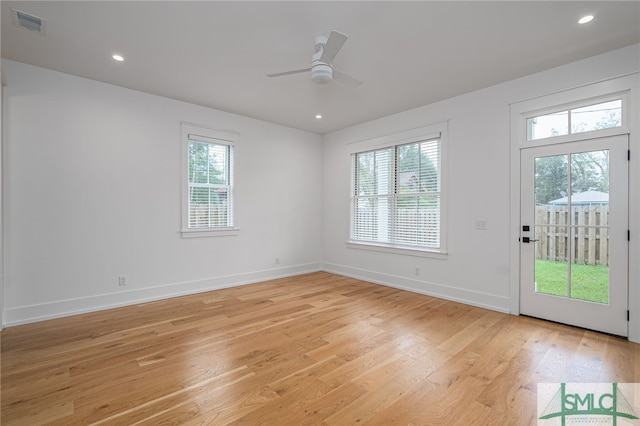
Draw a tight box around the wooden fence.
[535,205,609,266]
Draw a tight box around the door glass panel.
[533,151,610,304]
[534,222,569,297]
[534,154,569,297]
[569,150,610,304]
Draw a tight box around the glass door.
[520,136,628,336]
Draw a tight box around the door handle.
[522,237,539,243]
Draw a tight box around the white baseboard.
[4,263,322,326]
[6,263,635,343]
[322,262,510,314]
[4,261,511,327]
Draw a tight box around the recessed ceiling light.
[315,114,323,119]
[112,54,124,62]
[578,15,594,24]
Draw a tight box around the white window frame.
[181,122,239,238]
[519,91,629,148]
[347,122,448,259]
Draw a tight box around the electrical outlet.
[275,257,280,265]
[475,220,487,231]
[118,275,127,286]
[415,267,420,276]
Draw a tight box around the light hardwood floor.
[2,272,639,425]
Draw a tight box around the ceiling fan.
[267,31,362,88]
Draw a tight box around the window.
[527,98,622,141]
[181,123,238,237]
[350,125,445,255]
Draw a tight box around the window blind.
[351,137,441,250]
[187,136,233,229]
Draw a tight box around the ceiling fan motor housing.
[311,63,333,84]
[311,48,332,84]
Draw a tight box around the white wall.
[2,60,323,325]
[322,45,640,327]
[3,44,639,336]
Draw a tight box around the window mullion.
[568,107,573,135]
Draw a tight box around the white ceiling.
[2,1,639,134]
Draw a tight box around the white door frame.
[509,74,640,343]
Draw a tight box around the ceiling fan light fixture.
[311,63,333,84]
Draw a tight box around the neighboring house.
[548,190,609,206]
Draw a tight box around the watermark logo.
[538,383,640,425]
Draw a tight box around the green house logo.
[538,383,639,425]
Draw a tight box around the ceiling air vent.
[11,8,46,34]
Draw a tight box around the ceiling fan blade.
[333,69,362,88]
[267,68,311,78]
[320,31,347,63]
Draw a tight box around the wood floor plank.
[2,271,639,425]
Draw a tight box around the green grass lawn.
[535,260,609,304]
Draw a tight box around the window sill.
[346,241,447,260]
[181,228,240,238]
